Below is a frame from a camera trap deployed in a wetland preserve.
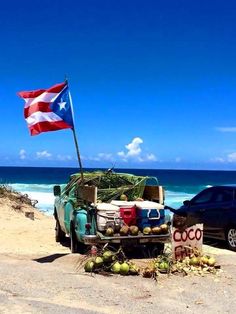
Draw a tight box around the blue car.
[174,185,236,251]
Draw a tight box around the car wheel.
[55,219,66,243]
[226,227,236,251]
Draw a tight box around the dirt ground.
[1,195,236,314]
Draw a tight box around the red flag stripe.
[22,92,59,108]
[29,120,71,136]
[24,102,52,119]
[18,82,66,99]
[26,111,62,127]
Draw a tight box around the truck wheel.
[70,224,87,254]
[145,243,165,257]
[55,219,66,243]
[70,226,79,253]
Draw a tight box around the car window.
[191,189,215,205]
[212,189,233,203]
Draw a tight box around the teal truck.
[53,171,171,254]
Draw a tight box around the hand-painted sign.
[172,224,203,260]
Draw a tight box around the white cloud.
[118,137,143,160]
[56,154,73,161]
[216,127,236,132]
[36,150,52,159]
[146,153,157,161]
[210,157,225,163]
[125,137,143,156]
[19,149,26,160]
[86,153,114,162]
[227,152,236,162]
[117,137,157,162]
[211,153,236,163]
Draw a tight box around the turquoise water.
[1,167,236,215]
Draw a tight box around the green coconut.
[111,261,121,274]
[105,227,114,237]
[152,226,161,235]
[120,194,128,201]
[207,257,216,267]
[102,250,114,263]
[129,263,140,275]
[94,256,104,268]
[120,262,130,275]
[143,227,152,235]
[129,225,139,236]
[158,261,169,272]
[189,256,200,266]
[120,225,129,236]
[84,260,95,272]
[160,224,169,234]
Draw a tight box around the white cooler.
[96,203,120,231]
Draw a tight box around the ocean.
[1,166,236,215]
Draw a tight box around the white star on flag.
[58,99,67,110]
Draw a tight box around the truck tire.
[55,218,66,243]
[145,243,165,257]
[70,223,87,254]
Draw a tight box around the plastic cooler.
[135,201,165,229]
[96,203,120,231]
[111,200,136,226]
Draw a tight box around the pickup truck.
[53,171,171,254]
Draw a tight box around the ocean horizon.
[1,166,236,215]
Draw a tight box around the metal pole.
[72,127,84,184]
[66,79,84,184]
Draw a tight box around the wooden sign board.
[172,224,203,260]
[75,185,97,204]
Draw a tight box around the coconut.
[120,225,129,236]
[105,227,114,237]
[189,256,200,266]
[94,256,103,268]
[102,250,114,263]
[143,227,152,235]
[84,260,95,272]
[207,257,216,267]
[120,262,130,275]
[129,225,139,236]
[200,255,209,265]
[160,224,169,234]
[129,263,140,275]
[158,261,169,272]
[152,226,161,235]
[111,261,121,274]
[120,194,128,201]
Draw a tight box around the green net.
[67,171,148,202]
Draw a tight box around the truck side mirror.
[53,185,61,196]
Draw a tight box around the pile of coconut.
[79,246,220,280]
[105,223,169,237]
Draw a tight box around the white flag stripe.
[26,111,62,127]
[24,92,59,108]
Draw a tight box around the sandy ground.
[1,195,236,314]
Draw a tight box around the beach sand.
[1,192,236,314]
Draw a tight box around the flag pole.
[72,127,84,184]
[66,78,84,184]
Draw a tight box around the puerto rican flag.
[18,82,74,136]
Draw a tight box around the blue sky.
[1,0,236,170]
